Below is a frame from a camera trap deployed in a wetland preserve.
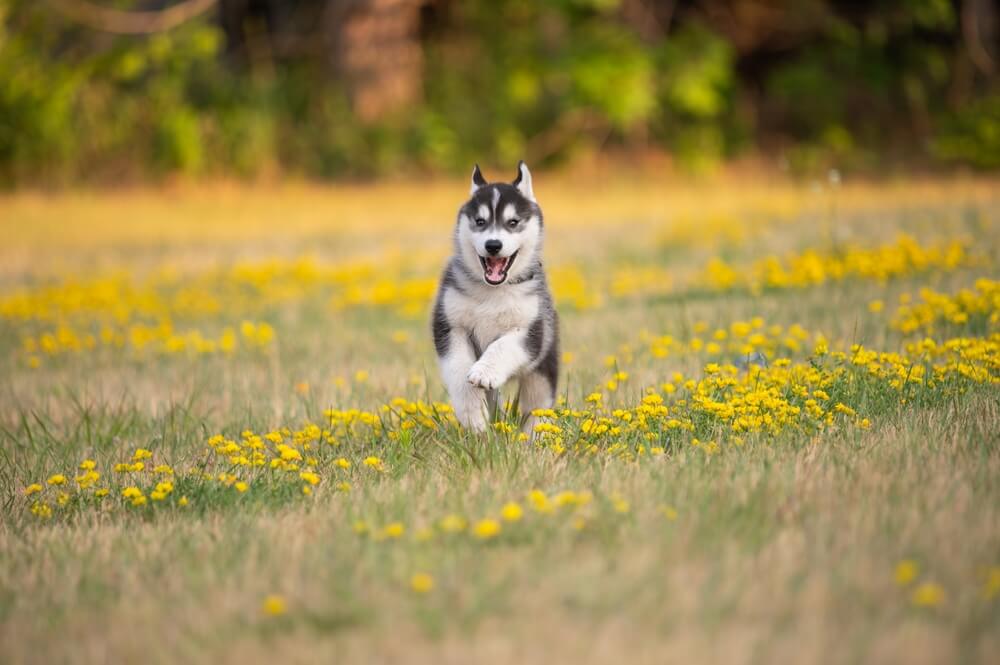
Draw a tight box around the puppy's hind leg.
[517,370,556,437]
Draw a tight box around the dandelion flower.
[439,514,466,533]
[234,481,249,493]
[24,483,43,496]
[261,595,287,616]
[501,502,523,522]
[983,567,1000,600]
[410,573,434,593]
[381,522,405,539]
[473,519,501,540]
[47,474,66,486]
[911,582,944,607]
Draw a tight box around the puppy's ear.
[512,160,534,201]
[470,164,488,195]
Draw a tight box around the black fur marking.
[537,314,560,397]
[441,263,468,296]
[431,293,450,357]
[461,184,540,234]
[524,316,544,361]
[472,164,487,189]
[512,161,524,186]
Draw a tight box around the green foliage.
[932,95,1000,170]
[0,0,995,184]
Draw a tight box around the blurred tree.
[0,0,996,183]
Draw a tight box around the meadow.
[1,174,998,664]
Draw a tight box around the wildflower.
[30,501,52,519]
[24,483,43,496]
[660,505,678,521]
[473,519,501,540]
[895,559,920,587]
[381,522,405,539]
[439,514,466,533]
[336,481,352,493]
[234,481,249,493]
[277,444,302,462]
[501,502,523,522]
[911,582,945,607]
[299,471,320,486]
[610,494,630,514]
[363,456,384,471]
[528,490,553,513]
[133,448,152,461]
[122,486,143,499]
[334,457,351,469]
[868,300,884,313]
[353,520,369,534]
[354,370,369,383]
[261,595,287,616]
[79,459,96,471]
[153,464,174,475]
[47,474,66,486]
[410,573,434,593]
[983,567,1000,600]
[178,496,189,507]
[94,488,110,498]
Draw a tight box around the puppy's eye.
[475,218,487,227]
[509,219,520,227]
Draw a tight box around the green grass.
[0,178,998,664]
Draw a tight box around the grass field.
[2,174,999,664]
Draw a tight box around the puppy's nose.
[485,239,503,255]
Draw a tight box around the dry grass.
[1,175,998,664]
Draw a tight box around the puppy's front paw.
[467,362,503,390]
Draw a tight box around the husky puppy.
[431,161,559,433]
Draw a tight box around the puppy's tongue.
[484,257,507,282]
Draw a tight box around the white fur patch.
[477,204,490,222]
[502,203,517,222]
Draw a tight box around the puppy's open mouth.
[479,251,518,285]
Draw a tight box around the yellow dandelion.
[911,582,945,607]
[439,514,467,533]
[410,573,434,593]
[46,474,66,486]
[501,502,523,522]
[24,483,43,496]
[381,522,405,539]
[473,518,501,540]
[261,595,287,616]
[234,481,249,493]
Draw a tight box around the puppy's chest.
[444,285,539,346]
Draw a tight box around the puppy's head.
[455,161,543,286]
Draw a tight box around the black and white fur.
[431,161,559,433]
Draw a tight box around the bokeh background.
[2,0,998,185]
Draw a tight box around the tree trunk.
[324,0,426,122]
